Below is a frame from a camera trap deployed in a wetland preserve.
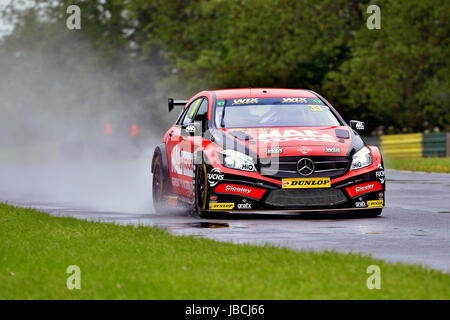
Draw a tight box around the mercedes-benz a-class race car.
[152,88,385,217]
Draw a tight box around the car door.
[179,98,209,198]
[165,98,202,197]
[164,103,193,196]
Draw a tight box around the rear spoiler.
[168,98,188,112]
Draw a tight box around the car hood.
[221,126,354,157]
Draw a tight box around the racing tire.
[363,208,383,217]
[194,164,210,218]
[152,155,170,214]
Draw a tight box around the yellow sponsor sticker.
[282,177,331,189]
[367,200,384,207]
[308,104,323,112]
[209,203,235,210]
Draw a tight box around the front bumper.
[205,164,385,214]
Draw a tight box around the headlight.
[350,146,373,170]
[220,150,256,172]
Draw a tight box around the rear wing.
[168,98,188,112]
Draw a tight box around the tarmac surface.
[1,164,449,272]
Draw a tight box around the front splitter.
[208,207,383,215]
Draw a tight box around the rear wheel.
[152,156,169,213]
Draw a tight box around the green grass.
[0,203,449,299]
[385,157,450,173]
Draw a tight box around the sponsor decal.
[225,185,250,194]
[325,147,341,154]
[214,184,266,200]
[185,125,195,133]
[355,122,365,130]
[266,147,284,155]
[282,97,307,104]
[209,194,218,201]
[170,145,194,177]
[207,168,224,187]
[308,104,323,112]
[376,164,385,184]
[378,192,383,199]
[172,177,193,191]
[217,100,225,106]
[376,164,384,175]
[238,203,252,209]
[297,146,312,154]
[232,98,258,105]
[346,181,383,198]
[356,184,374,193]
[258,129,336,143]
[282,177,331,189]
[237,199,252,209]
[209,203,235,210]
[367,200,384,207]
[355,201,366,208]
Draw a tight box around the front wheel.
[194,164,209,218]
[362,208,383,217]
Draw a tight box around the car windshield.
[215,97,341,128]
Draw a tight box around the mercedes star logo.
[297,158,315,176]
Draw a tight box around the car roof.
[212,88,318,99]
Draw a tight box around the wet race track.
[1,164,449,272]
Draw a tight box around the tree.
[324,0,450,132]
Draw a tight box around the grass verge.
[385,157,450,173]
[0,203,449,299]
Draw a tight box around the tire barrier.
[423,133,446,157]
[363,132,449,158]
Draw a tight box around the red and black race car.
[152,88,385,217]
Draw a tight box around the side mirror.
[349,120,365,132]
[181,122,202,136]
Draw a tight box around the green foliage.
[324,0,450,132]
[385,157,450,173]
[132,0,367,92]
[1,203,449,299]
[1,0,448,132]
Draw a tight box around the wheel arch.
[152,143,169,173]
[151,143,173,194]
[367,145,383,167]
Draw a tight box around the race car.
[152,88,385,217]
